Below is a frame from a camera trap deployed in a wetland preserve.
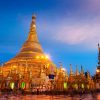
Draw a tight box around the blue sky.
[0,0,100,75]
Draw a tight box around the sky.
[0,0,100,75]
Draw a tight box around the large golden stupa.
[2,15,56,77]
[0,16,95,91]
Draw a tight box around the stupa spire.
[27,15,39,42]
[76,65,79,76]
[14,15,44,58]
[59,62,62,69]
[98,43,100,65]
[96,43,100,76]
[80,65,84,75]
[70,64,74,76]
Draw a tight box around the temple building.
[94,44,100,89]
[54,63,68,91]
[54,64,94,92]
[0,15,95,92]
[0,15,57,91]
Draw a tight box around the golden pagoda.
[2,15,56,78]
[0,15,95,92]
[94,44,100,89]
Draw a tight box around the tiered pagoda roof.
[5,15,44,64]
[2,15,56,77]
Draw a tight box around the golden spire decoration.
[80,65,84,75]
[27,15,39,42]
[70,64,74,76]
[76,65,79,76]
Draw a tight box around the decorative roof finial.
[81,65,84,75]
[32,15,36,19]
[76,65,79,76]
[27,15,39,42]
[70,64,74,76]
[59,62,62,69]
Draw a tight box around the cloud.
[88,0,100,9]
[38,16,100,50]
[82,0,100,13]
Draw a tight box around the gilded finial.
[81,65,84,75]
[70,64,74,76]
[32,15,36,19]
[59,62,62,68]
[76,65,79,76]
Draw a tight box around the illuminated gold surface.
[2,15,56,79]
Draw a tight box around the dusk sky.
[0,0,100,75]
